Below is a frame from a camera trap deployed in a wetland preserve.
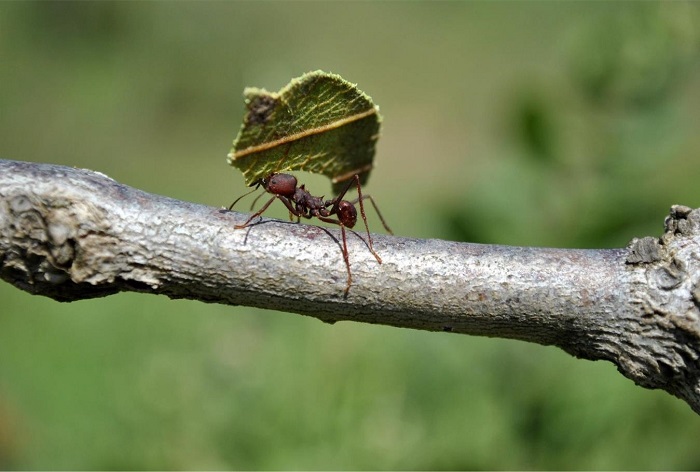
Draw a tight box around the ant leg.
[234,196,276,229]
[236,195,303,229]
[351,175,383,264]
[274,195,304,220]
[249,190,266,211]
[327,177,355,213]
[349,194,393,235]
[317,216,353,295]
[339,223,352,295]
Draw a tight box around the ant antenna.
[228,182,262,211]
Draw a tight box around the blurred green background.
[2,2,700,469]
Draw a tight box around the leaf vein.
[231,107,377,160]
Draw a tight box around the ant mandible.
[229,173,393,295]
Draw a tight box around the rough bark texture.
[1,158,699,414]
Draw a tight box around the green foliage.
[441,2,700,249]
[513,93,557,164]
[228,71,381,193]
[571,3,700,108]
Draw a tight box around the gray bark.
[1,158,699,414]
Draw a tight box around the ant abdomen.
[337,201,357,228]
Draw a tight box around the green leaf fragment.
[228,70,382,193]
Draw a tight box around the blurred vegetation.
[441,3,700,249]
[1,2,700,470]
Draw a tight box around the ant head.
[265,173,297,197]
[337,200,357,228]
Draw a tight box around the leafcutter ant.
[229,173,392,295]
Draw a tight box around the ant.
[229,173,393,295]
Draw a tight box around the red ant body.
[230,173,392,294]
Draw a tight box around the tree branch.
[1,158,699,414]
